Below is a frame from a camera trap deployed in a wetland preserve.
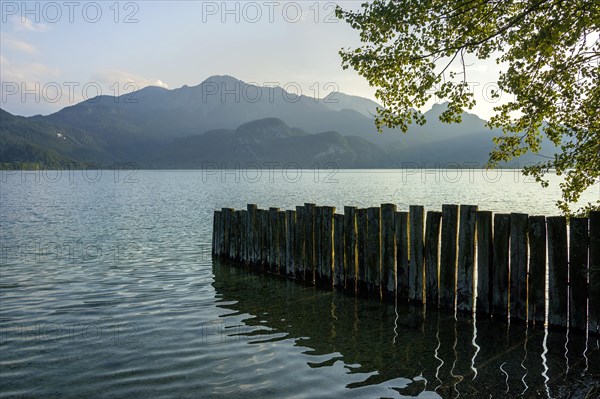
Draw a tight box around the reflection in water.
[498,323,511,395]
[434,316,444,392]
[565,328,570,377]
[500,362,509,393]
[393,298,399,345]
[450,319,464,398]
[212,260,600,398]
[583,330,588,373]
[520,327,529,395]
[330,300,337,343]
[471,313,479,381]
[542,327,550,398]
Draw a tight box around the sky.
[1,1,507,119]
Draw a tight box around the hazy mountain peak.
[238,117,286,129]
[424,101,485,123]
[236,117,289,134]
[201,75,246,86]
[425,102,450,115]
[321,92,381,118]
[138,85,169,94]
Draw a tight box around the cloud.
[0,56,68,115]
[0,56,60,82]
[12,17,50,33]
[1,35,38,54]
[91,70,169,90]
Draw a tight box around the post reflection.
[433,316,444,392]
[471,313,480,381]
[542,327,550,398]
[565,328,570,376]
[520,327,529,395]
[583,330,589,373]
[393,297,399,345]
[450,318,463,398]
[211,260,600,398]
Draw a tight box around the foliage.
[337,0,599,216]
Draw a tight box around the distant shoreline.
[0,164,556,172]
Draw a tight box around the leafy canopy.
[337,0,599,216]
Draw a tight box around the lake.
[1,169,598,398]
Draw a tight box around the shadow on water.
[212,259,600,398]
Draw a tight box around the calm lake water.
[1,169,598,398]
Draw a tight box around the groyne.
[212,204,599,334]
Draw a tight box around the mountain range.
[0,75,557,168]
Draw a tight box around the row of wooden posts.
[212,204,600,335]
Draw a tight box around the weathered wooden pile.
[212,204,600,334]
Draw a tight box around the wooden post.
[254,209,262,265]
[357,208,368,292]
[235,210,242,261]
[212,210,220,256]
[212,210,218,255]
[235,211,243,261]
[344,206,358,293]
[321,206,335,287]
[218,210,225,257]
[229,210,238,260]
[219,209,225,257]
[213,210,218,256]
[476,211,493,315]
[381,204,397,297]
[510,213,528,321]
[527,216,546,325]
[409,206,424,303]
[334,213,345,288]
[268,208,279,271]
[262,209,270,267]
[240,210,248,262]
[227,210,233,259]
[257,209,269,268]
[229,211,239,260]
[589,212,600,335]
[255,209,260,263]
[265,208,272,266]
[395,211,409,300]
[492,214,510,320]
[304,203,316,283]
[314,206,323,282]
[286,210,296,277]
[547,216,568,328]
[425,211,442,307]
[440,204,459,310]
[278,211,286,273]
[233,210,239,260]
[241,210,247,262]
[295,206,305,279]
[247,204,258,265]
[367,207,382,296]
[222,208,233,258]
[269,210,276,267]
[569,217,589,331]
[457,205,478,313]
[236,210,243,262]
